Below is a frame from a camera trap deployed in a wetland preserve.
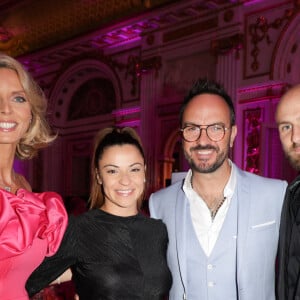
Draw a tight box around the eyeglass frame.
[180,123,230,142]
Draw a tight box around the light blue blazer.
[149,164,287,300]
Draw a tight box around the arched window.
[68,78,116,120]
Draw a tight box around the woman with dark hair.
[27,127,172,300]
[0,53,67,299]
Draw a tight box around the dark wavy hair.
[179,78,236,127]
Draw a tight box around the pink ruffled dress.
[0,188,68,300]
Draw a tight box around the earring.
[144,178,146,183]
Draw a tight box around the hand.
[50,268,72,285]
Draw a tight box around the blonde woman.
[0,54,67,299]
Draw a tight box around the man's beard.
[184,144,228,174]
[285,146,300,171]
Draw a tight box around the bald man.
[276,84,300,300]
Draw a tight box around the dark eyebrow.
[102,162,144,169]
[102,164,118,169]
[130,163,144,167]
[183,122,226,127]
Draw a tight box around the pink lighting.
[112,106,141,117]
[238,82,285,94]
[113,106,141,128]
[115,119,140,128]
[91,23,146,49]
[238,81,286,103]
[243,0,265,6]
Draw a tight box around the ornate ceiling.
[0,0,240,58]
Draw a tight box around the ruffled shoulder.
[0,188,68,260]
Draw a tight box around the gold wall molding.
[248,8,294,72]
[211,33,244,59]
[0,0,172,56]
[163,17,218,43]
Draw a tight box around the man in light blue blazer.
[149,79,287,300]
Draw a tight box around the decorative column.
[211,33,243,102]
[211,33,244,163]
[139,56,162,195]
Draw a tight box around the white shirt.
[183,160,237,257]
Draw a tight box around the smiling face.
[182,93,237,174]
[276,85,300,170]
[0,68,31,146]
[98,144,146,216]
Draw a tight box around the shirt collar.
[183,159,236,199]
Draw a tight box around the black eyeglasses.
[180,124,229,142]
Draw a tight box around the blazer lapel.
[175,182,188,292]
[236,169,251,289]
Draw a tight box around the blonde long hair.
[0,54,56,159]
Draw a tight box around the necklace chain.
[0,183,12,192]
[210,196,226,220]
[0,172,16,193]
[191,176,226,221]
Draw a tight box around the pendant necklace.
[191,176,226,221]
[3,186,11,192]
[209,196,226,220]
[0,172,16,193]
[0,183,12,192]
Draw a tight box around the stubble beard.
[285,146,300,171]
[184,144,228,174]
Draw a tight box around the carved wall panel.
[110,47,142,104]
[162,51,216,103]
[236,81,285,174]
[243,107,262,174]
[244,1,294,78]
[68,78,116,120]
[272,11,300,84]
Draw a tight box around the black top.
[26,209,172,300]
[276,176,300,300]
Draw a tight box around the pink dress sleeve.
[0,188,68,259]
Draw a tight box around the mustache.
[292,143,300,148]
[190,145,217,151]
